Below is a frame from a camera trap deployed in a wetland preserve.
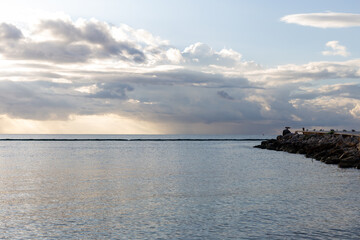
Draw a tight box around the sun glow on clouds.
[0,12,360,134]
[0,114,163,134]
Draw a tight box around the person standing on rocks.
[282,127,291,136]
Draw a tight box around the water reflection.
[0,140,360,239]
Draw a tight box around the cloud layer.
[0,14,360,134]
[281,12,360,28]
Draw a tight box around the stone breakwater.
[254,134,360,169]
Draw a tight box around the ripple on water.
[0,139,360,239]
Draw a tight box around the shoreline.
[0,138,267,142]
[254,133,360,169]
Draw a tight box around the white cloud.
[181,42,260,72]
[322,41,350,57]
[75,84,98,94]
[218,48,242,62]
[245,59,360,85]
[281,12,360,28]
[350,104,360,119]
[165,48,183,64]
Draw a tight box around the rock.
[339,156,360,168]
[323,157,340,164]
[254,133,360,169]
[297,149,306,154]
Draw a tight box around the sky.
[0,0,359,134]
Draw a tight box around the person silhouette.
[282,127,291,136]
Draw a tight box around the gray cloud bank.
[0,16,360,134]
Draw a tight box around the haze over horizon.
[0,0,360,134]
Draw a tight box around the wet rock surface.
[254,134,360,169]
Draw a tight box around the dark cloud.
[89,83,134,99]
[0,68,255,125]
[0,23,23,40]
[217,90,234,100]
[0,81,74,120]
[142,69,251,88]
[78,21,145,61]
[38,20,80,41]
[21,41,92,63]
[1,67,360,134]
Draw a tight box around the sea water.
[1,135,360,239]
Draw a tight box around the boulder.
[338,156,360,168]
[323,157,340,164]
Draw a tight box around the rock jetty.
[254,133,360,168]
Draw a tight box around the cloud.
[0,16,257,69]
[1,13,360,134]
[182,42,243,67]
[217,90,234,100]
[0,23,23,39]
[246,59,360,85]
[165,48,183,64]
[322,41,350,57]
[0,18,146,63]
[0,81,75,120]
[88,83,134,99]
[281,12,360,28]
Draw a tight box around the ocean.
[1,135,360,239]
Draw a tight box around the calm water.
[1,135,360,239]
